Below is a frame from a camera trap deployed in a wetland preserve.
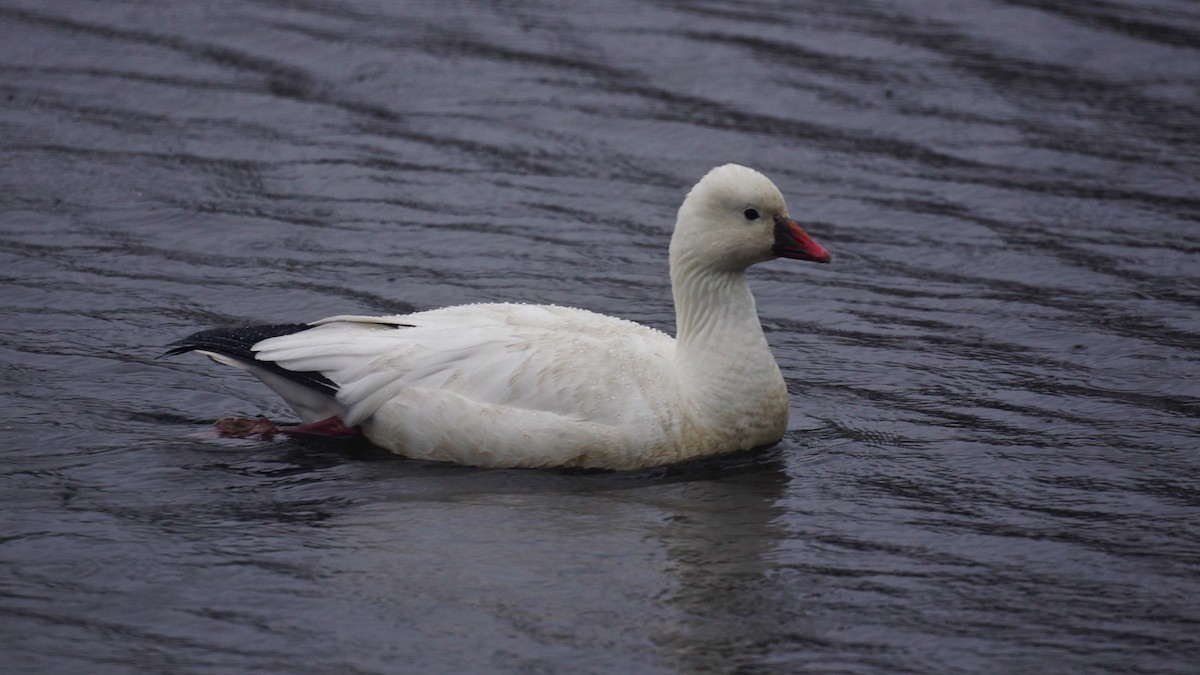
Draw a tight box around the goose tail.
[164,324,344,423]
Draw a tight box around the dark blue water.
[2,0,1198,671]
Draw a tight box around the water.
[2,0,1198,671]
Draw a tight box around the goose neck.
[670,256,761,355]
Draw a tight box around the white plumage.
[175,164,831,470]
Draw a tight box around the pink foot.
[214,415,280,438]
[212,415,361,439]
[279,415,362,438]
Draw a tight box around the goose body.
[169,164,830,470]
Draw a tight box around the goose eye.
[743,208,760,221]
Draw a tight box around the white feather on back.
[254,302,678,432]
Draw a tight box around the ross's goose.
[167,164,831,470]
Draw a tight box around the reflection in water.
[653,454,792,672]
[1,0,1198,671]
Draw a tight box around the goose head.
[670,164,831,273]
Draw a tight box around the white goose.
[168,164,831,470]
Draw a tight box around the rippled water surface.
[3,0,1199,671]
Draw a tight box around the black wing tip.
[158,344,194,359]
[160,323,338,397]
[162,323,313,357]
